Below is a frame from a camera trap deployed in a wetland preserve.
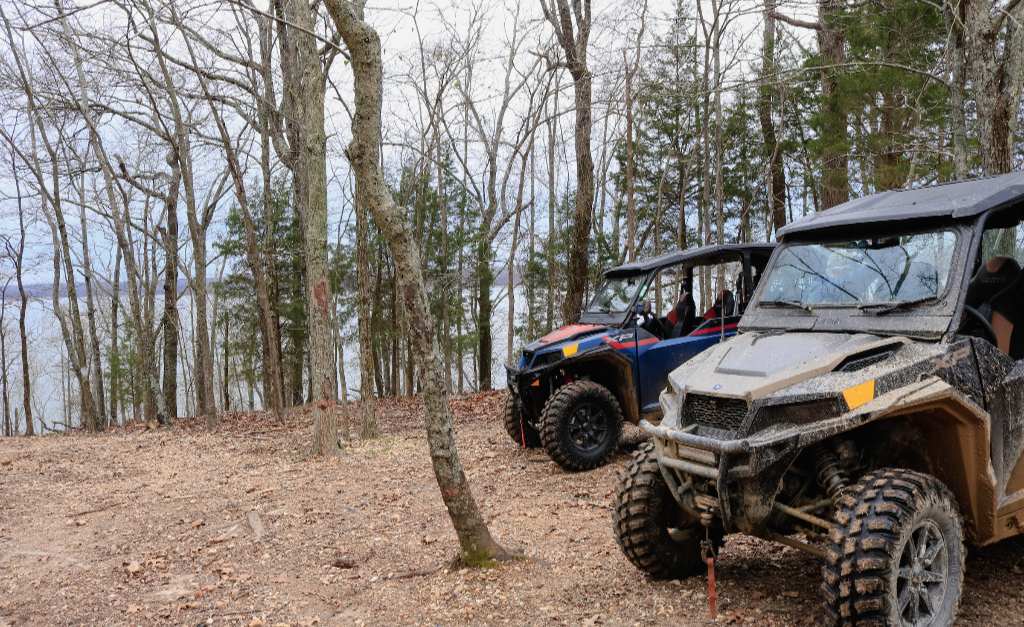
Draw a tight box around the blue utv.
[505,243,775,471]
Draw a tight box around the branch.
[769,10,822,31]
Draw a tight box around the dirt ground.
[2,391,1023,626]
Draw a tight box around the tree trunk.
[109,247,121,426]
[540,0,594,325]
[71,177,106,424]
[1,283,10,436]
[135,0,208,426]
[281,0,338,454]
[325,0,511,565]
[758,0,787,233]
[944,1,969,180]
[176,12,286,423]
[816,0,849,208]
[562,64,594,324]
[546,84,558,332]
[960,0,1024,176]
[623,48,638,261]
[191,229,217,425]
[6,147,32,435]
[476,242,493,391]
[356,188,377,435]
[161,162,181,422]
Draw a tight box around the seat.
[702,289,735,320]
[664,292,697,339]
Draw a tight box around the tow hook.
[696,494,719,620]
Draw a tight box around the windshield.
[759,230,957,308]
[587,275,647,314]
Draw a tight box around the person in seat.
[964,256,1021,357]
[966,256,1019,312]
[702,289,736,321]
[663,283,697,338]
[990,265,1024,359]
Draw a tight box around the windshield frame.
[741,222,975,340]
[580,250,758,327]
[579,271,654,326]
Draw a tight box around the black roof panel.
[604,243,776,277]
[778,171,1024,238]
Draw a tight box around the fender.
[779,376,1000,544]
[558,347,648,425]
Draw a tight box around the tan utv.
[613,172,1024,625]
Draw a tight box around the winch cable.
[700,523,718,620]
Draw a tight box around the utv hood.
[668,332,907,402]
[524,324,608,352]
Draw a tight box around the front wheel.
[613,442,721,579]
[539,380,623,471]
[822,468,964,626]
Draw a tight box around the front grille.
[530,351,561,369]
[685,394,749,431]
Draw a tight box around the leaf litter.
[0,390,1021,625]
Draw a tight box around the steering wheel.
[961,305,998,346]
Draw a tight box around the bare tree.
[324,0,512,565]
[3,141,33,435]
[0,2,99,431]
[622,2,647,260]
[539,0,594,324]
[436,6,546,391]
[275,0,338,453]
[759,0,787,234]
[0,277,11,436]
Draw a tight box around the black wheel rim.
[565,401,609,453]
[896,519,948,626]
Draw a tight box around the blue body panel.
[515,321,738,416]
[632,327,737,412]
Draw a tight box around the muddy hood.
[668,332,906,402]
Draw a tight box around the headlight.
[659,387,682,427]
[749,397,845,431]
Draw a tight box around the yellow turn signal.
[842,379,876,410]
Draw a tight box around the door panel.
[636,320,739,414]
[972,340,1024,500]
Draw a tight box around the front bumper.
[506,364,557,426]
[642,418,802,533]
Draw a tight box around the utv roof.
[604,243,776,278]
[778,171,1024,238]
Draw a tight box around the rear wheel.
[613,442,720,579]
[822,468,964,626]
[539,380,623,471]
[503,393,540,448]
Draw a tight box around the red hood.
[535,324,605,346]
